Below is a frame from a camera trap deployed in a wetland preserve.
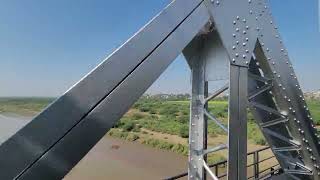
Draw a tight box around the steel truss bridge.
[0,0,319,179]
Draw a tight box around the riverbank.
[0,97,54,116]
[0,113,189,179]
[0,112,274,180]
[65,136,188,180]
[1,97,317,179]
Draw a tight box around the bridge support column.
[185,30,249,179]
[228,64,248,180]
[188,56,208,180]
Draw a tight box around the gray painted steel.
[246,1,320,179]
[186,48,207,180]
[0,0,318,179]
[19,3,211,180]
[204,0,320,179]
[204,0,258,67]
[228,65,248,180]
[0,0,210,179]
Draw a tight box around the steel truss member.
[0,0,318,180]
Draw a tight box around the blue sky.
[0,0,319,97]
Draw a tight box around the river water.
[0,114,187,179]
[65,137,187,180]
[0,113,31,144]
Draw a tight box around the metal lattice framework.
[0,0,318,180]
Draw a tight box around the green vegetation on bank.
[114,97,265,145]
[0,97,54,116]
[307,99,320,125]
[1,96,318,125]
[107,128,226,164]
[1,96,320,164]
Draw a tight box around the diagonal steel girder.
[0,0,211,179]
[0,0,318,180]
[206,0,320,179]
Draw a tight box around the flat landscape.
[0,96,319,179]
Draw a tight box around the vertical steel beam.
[228,64,248,180]
[203,81,208,180]
[189,57,206,180]
[254,151,259,179]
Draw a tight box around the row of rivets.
[255,0,320,175]
[212,0,320,176]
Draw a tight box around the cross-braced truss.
[0,0,318,180]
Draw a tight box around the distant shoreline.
[0,112,33,119]
[0,97,54,117]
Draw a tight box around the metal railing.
[164,146,282,180]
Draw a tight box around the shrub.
[150,115,158,119]
[248,122,267,145]
[207,155,227,164]
[108,129,139,142]
[141,138,188,156]
[254,137,267,145]
[172,144,188,155]
[113,120,123,128]
[132,126,141,132]
[177,115,189,123]
[139,106,150,112]
[132,112,145,120]
[126,134,140,141]
[158,105,179,116]
[217,112,225,118]
[132,102,141,109]
[149,109,157,114]
[181,109,189,116]
[179,125,189,138]
[123,121,135,132]
[108,129,129,139]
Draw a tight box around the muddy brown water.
[65,136,188,180]
[0,113,188,180]
[0,114,278,179]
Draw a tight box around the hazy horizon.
[0,1,319,97]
